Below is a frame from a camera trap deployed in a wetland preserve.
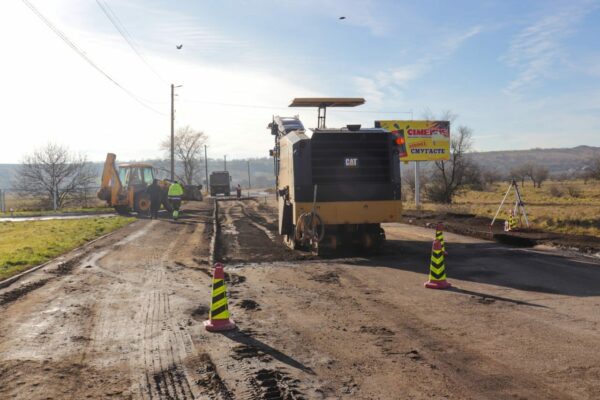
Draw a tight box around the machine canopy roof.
[289,97,365,108]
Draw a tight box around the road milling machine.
[269,98,403,253]
[97,153,202,215]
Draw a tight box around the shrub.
[549,185,563,197]
[566,185,582,198]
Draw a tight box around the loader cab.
[118,163,154,188]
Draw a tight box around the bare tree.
[13,143,95,209]
[424,125,475,203]
[583,157,600,182]
[529,164,549,188]
[161,126,207,185]
[510,164,530,186]
[482,168,504,186]
[463,160,485,190]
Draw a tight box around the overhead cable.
[21,0,167,116]
[95,0,168,85]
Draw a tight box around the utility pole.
[224,155,227,171]
[170,83,182,181]
[247,160,251,196]
[414,161,421,209]
[204,145,209,193]
[170,84,175,181]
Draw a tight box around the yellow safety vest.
[168,183,184,197]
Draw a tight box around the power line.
[21,0,167,116]
[94,0,168,85]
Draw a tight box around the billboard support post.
[415,161,421,209]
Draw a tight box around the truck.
[209,171,231,196]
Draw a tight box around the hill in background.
[1,146,599,190]
[469,145,600,175]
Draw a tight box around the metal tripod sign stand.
[490,179,530,230]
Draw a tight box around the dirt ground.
[1,199,599,399]
[402,208,600,254]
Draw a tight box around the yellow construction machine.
[269,98,403,253]
[97,153,202,215]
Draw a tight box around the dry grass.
[0,217,134,280]
[2,192,107,216]
[405,180,600,237]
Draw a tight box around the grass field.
[1,206,112,218]
[405,180,600,237]
[0,216,134,280]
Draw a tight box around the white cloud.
[443,25,483,53]
[503,1,595,94]
[352,25,482,105]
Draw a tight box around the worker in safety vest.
[168,181,184,220]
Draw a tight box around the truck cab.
[209,171,231,196]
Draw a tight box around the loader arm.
[98,153,124,205]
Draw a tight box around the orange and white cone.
[203,263,236,332]
[424,239,451,289]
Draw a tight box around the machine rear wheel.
[134,193,151,214]
[114,205,129,215]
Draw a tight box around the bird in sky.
[339,16,346,20]
[176,44,183,49]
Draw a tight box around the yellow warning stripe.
[209,278,231,319]
[429,265,445,274]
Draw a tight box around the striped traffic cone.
[424,239,451,289]
[203,263,236,332]
[435,222,447,255]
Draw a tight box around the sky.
[1,0,599,163]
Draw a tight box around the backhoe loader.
[97,153,202,215]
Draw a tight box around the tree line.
[10,126,208,210]
[9,120,600,210]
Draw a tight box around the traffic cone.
[435,222,447,255]
[203,263,236,332]
[424,239,451,289]
[509,210,518,231]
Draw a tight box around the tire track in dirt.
[216,199,310,264]
[205,199,318,399]
[137,230,198,400]
[0,203,225,399]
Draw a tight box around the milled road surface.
[0,199,599,399]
